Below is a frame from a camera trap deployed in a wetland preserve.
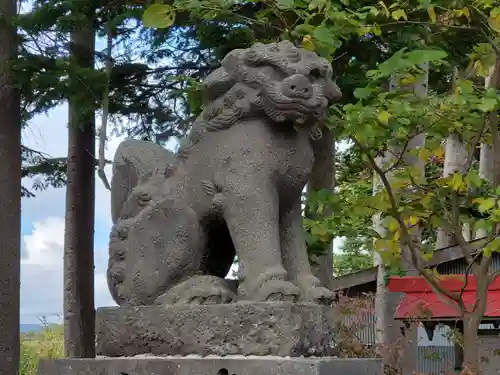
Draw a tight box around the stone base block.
[38,357,383,375]
[96,302,337,357]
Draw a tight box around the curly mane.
[177,50,256,160]
[176,40,334,160]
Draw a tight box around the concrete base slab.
[96,302,337,357]
[38,356,383,375]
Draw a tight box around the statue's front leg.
[280,202,335,305]
[222,178,300,302]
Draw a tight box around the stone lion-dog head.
[178,40,342,159]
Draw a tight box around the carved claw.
[137,192,151,207]
[181,287,234,305]
[252,279,301,303]
[300,286,335,306]
[155,276,235,306]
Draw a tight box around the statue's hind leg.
[107,198,206,306]
[108,198,236,306]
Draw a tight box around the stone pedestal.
[96,302,337,357]
[38,357,383,375]
[38,303,383,375]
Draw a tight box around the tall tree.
[63,2,97,357]
[477,59,500,239]
[436,131,468,247]
[0,0,21,373]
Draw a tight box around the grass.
[20,324,64,375]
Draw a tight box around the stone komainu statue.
[107,41,342,307]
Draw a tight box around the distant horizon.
[20,323,43,333]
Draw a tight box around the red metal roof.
[387,276,500,319]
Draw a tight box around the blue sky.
[17,1,159,323]
[16,0,118,324]
[20,104,127,324]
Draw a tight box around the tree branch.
[97,27,112,191]
[353,136,465,308]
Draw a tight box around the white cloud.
[20,104,180,324]
[21,216,116,324]
[20,104,126,323]
[22,217,65,267]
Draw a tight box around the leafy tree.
[142,1,500,374]
[63,1,98,358]
[338,27,500,375]
[333,237,373,276]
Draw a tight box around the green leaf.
[465,170,482,188]
[277,0,294,10]
[483,238,500,257]
[478,97,498,112]
[377,110,391,125]
[302,35,315,51]
[307,0,327,10]
[312,25,338,45]
[473,219,490,232]
[405,49,448,65]
[391,9,408,21]
[478,198,496,213]
[383,216,399,233]
[142,4,176,29]
[420,245,434,261]
[449,173,465,191]
[488,14,500,33]
[294,24,316,36]
[353,87,375,99]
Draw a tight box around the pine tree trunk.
[308,127,335,288]
[0,0,21,373]
[63,14,96,358]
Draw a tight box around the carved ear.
[220,48,245,75]
[202,67,235,105]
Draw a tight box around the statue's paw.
[155,276,235,306]
[300,286,335,306]
[254,280,301,303]
[180,284,235,305]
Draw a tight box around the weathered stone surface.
[96,302,337,357]
[38,357,383,375]
[107,41,342,307]
[38,358,178,375]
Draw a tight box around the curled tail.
[111,139,176,224]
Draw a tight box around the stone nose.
[282,74,313,99]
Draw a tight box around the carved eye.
[309,68,322,79]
